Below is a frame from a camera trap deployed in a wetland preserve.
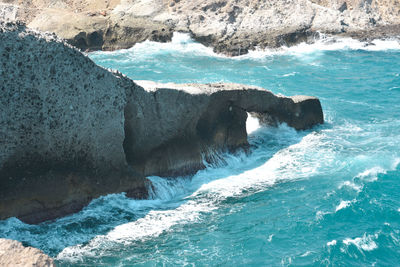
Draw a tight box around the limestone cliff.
[1,0,399,55]
[0,21,323,223]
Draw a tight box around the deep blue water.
[1,34,400,266]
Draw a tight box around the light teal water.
[1,34,400,266]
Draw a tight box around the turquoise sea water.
[1,34,400,266]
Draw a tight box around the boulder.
[0,238,55,267]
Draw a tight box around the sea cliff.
[0,21,323,224]
[0,0,399,55]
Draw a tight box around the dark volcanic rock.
[0,21,323,223]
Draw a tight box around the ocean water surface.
[1,34,400,266]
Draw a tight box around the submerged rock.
[0,21,323,223]
[0,238,55,267]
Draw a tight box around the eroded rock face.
[0,21,323,223]
[123,81,323,176]
[1,0,399,54]
[0,238,55,267]
[0,21,147,224]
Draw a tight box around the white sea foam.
[339,181,363,192]
[335,200,352,212]
[90,32,400,63]
[240,35,400,60]
[268,234,274,242]
[343,233,378,252]
[355,166,387,182]
[90,32,217,61]
[281,72,298,77]
[327,240,337,246]
[300,251,312,257]
[57,126,328,261]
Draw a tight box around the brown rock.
[1,0,400,54]
[0,239,55,267]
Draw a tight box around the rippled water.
[1,34,400,266]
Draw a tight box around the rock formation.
[0,21,148,224]
[0,21,323,224]
[126,81,323,177]
[0,238,55,267]
[1,0,399,55]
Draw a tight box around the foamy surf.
[243,35,400,59]
[57,117,398,262]
[3,32,400,266]
[327,240,337,246]
[339,181,363,192]
[89,32,217,61]
[343,233,379,252]
[57,125,327,261]
[90,32,400,64]
[335,200,353,212]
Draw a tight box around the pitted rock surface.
[0,21,147,224]
[0,21,323,223]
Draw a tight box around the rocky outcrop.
[28,10,173,51]
[125,81,323,176]
[0,21,148,224]
[0,238,55,267]
[0,0,174,51]
[0,21,323,223]
[1,0,400,54]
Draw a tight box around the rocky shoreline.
[1,0,400,55]
[0,1,396,265]
[0,21,323,224]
